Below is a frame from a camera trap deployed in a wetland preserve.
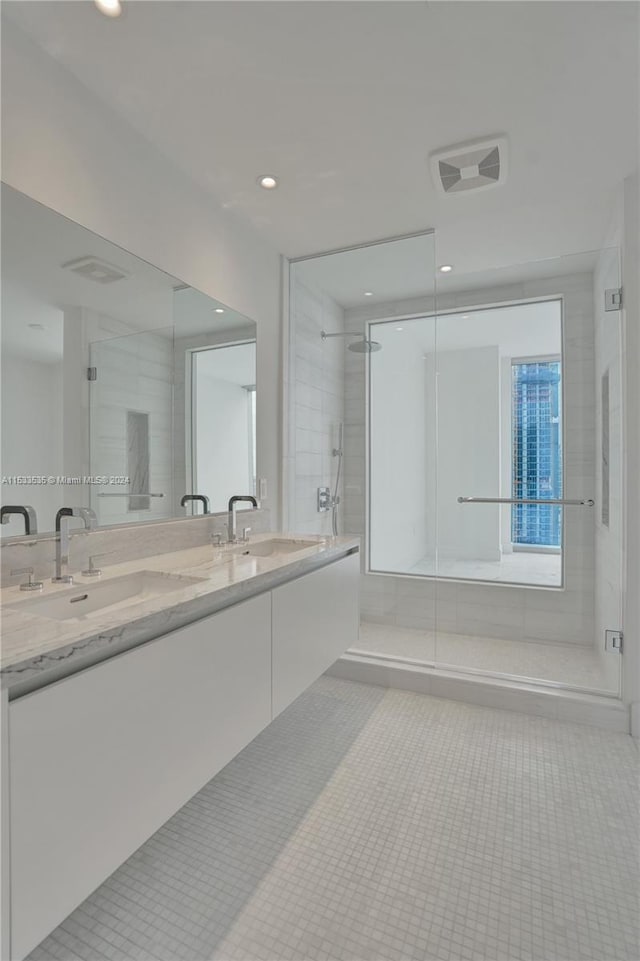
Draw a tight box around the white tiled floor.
[28,677,638,961]
[408,552,562,587]
[353,623,620,694]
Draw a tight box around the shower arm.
[321,330,367,340]
[321,330,382,353]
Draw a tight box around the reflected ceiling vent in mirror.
[61,256,129,284]
[429,136,507,195]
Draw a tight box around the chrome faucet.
[227,495,258,543]
[1,505,38,535]
[53,507,97,584]
[180,494,211,515]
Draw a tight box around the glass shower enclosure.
[289,239,624,700]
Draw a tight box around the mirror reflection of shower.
[320,330,382,353]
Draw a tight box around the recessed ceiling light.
[364,291,373,297]
[214,308,225,314]
[461,314,469,319]
[94,0,122,17]
[28,323,45,330]
[257,175,278,190]
[396,327,404,331]
[438,264,453,273]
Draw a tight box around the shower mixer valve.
[317,487,332,513]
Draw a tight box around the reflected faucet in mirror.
[53,507,97,585]
[227,495,258,544]
[180,494,211,515]
[1,505,38,535]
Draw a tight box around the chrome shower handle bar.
[457,496,595,507]
[97,492,164,498]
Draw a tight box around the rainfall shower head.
[348,337,382,353]
[321,330,382,353]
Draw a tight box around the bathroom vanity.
[1,534,360,959]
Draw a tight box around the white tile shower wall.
[289,276,345,535]
[55,305,175,528]
[90,328,174,527]
[344,272,597,648]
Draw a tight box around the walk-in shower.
[289,231,625,706]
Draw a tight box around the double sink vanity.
[5,536,321,634]
[1,527,360,959]
[1,184,360,959]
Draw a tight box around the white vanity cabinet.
[8,593,272,961]
[272,551,360,716]
[5,549,359,960]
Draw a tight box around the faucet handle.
[10,566,44,593]
[241,527,252,543]
[81,551,114,577]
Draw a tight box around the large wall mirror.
[1,184,257,537]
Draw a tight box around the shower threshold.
[326,622,628,733]
[329,653,628,733]
[351,622,618,694]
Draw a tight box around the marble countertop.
[1,533,359,697]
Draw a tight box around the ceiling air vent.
[429,137,508,195]
[61,256,129,284]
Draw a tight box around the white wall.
[431,346,501,562]
[287,273,344,535]
[173,326,256,516]
[194,375,252,515]
[369,326,429,571]
[1,21,282,523]
[0,355,63,538]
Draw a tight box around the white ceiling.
[293,234,602,309]
[373,299,562,357]
[3,1,637,274]
[1,185,253,361]
[294,233,436,308]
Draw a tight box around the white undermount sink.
[233,537,318,558]
[8,570,204,622]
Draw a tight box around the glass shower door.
[289,231,438,662]
[432,250,623,696]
